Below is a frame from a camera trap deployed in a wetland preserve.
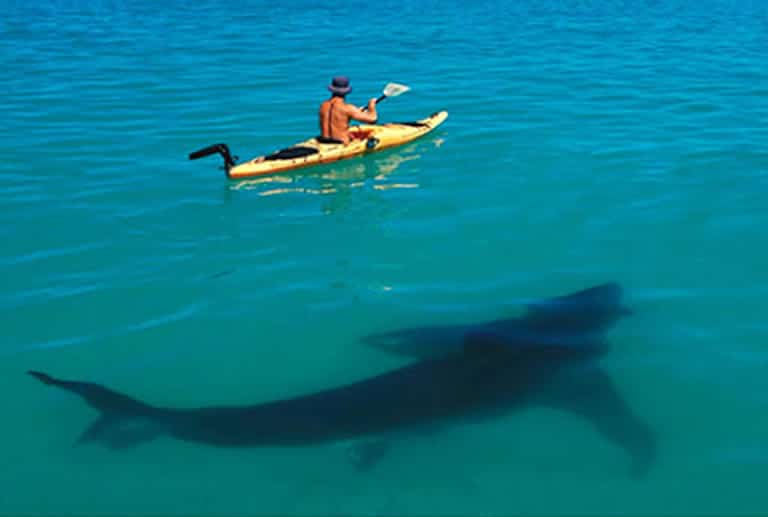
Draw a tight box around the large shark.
[28,283,655,477]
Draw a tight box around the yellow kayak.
[189,111,448,179]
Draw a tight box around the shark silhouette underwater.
[28,282,656,477]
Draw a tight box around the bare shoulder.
[341,101,359,113]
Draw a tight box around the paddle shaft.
[362,94,388,112]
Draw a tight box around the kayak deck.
[226,111,448,179]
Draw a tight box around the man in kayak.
[319,76,378,145]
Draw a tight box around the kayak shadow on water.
[225,137,444,203]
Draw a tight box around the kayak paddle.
[362,82,410,111]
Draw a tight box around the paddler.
[319,76,378,145]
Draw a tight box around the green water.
[2,0,768,513]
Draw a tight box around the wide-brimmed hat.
[328,76,352,95]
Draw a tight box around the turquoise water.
[3,0,768,513]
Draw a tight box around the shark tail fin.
[28,370,163,450]
[28,370,151,414]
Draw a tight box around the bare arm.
[346,98,378,124]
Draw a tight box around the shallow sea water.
[2,0,768,514]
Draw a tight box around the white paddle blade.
[383,82,410,97]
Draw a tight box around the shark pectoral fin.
[540,369,656,478]
[347,440,392,472]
